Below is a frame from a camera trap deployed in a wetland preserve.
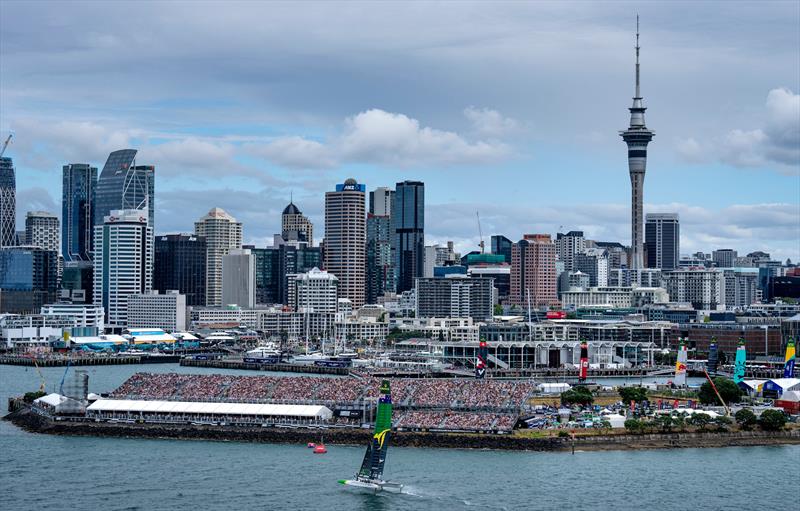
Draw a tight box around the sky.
[1,1,798,261]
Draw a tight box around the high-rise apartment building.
[366,187,395,304]
[662,268,724,310]
[415,276,494,321]
[510,234,558,307]
[62,163,97,261]
[712,249,737,268]
[94,150,155,231]
[281,202,314,245]
[575,248,610,287]
[93,209,153,325]
[393,181,424,293]
[25,211,59,252]
[620,21,654,270]
[222,248,256,308]
[0,156,16,247]
[324,178,366,307]
[194,208,242,307]
[555,231,585,272]
[154,234,207,306]
[645,213,679,270]
[289,267,339,314]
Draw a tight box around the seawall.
[6,408,799,452]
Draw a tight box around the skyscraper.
[93,209,153,325]
[0,156,16,247]
[555,231,585,272]
[154,233,207,306]
[393,180,424,293]
[510,234,558,308]
[24,211,60,252]
[0,246,58,313]
[222,248,256,308]
[94,150,155,231]
[324,178,366,308]
[574,248,610,287]
[281,201,314,245]
[620,18,654,270]
[194,207,242,307]
[366,187,394,304]
[490,235,513,263]
[62,163,97,261]
[645,213,679,270]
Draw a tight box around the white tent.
[34,393,67,408]
[604,413,626,428]
[539,383,571,394]
[776,390,800,403]
[763,378,800,396]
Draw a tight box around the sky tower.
[620,16,654,270]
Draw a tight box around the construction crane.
[476,211,485,254]
[0,133,12,158]
[27,354,47,393]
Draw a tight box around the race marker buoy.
[314,443,327,454]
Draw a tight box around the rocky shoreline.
[6,408,800,452]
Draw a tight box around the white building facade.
[127,290,187,332]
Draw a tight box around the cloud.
[15,187,59,227]
[463,107,520,138]
[678,88,800,172]
[246,108,513,169]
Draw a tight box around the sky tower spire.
[620,15,655,271]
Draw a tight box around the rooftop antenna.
[0,133,13,158]
[635,14,641,99]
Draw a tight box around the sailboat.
[338,380,403,493]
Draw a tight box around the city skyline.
[1,2,798,261]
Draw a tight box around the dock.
[0,354,181,367]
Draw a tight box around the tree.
[653,414,676,432]
[560,386,594,406]
[687,413,712,431]
[758,409,787,431]
[619,386,648,404]
[735,409,757,430]
[624,419,643,433]
[712,416,733,431]
[23,391,46,403]
[493,304,504,316]
[698,378,742,405]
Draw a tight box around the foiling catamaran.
[338,380,403,493]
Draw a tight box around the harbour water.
[1,364,795,510]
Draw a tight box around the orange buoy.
[313,444,327,454]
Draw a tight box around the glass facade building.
[392,180,424,293]
[645,213,679,270]
[154,234,207,306]
[0,247,58,313]
[94,150,154,230]
[62,163,97,261]
[0,156,16,247]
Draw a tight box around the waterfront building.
[62,163,97,261]
[251,247,280,305]
[194,207,242,307]
[555,231,585,272]
[681,322,782,357]
[0,156,15,247]
[491,235,513,264]
[335,316,389,346]
[712,249,737,268]
[560,286,668,308]
[127,290,187,332]
[24,211,59,252]
[0,313,75,349]
[60,261,93,303]
[154,233,207,306]
[281,201,314,245]
[393,180,424,293]
[415,276,494,321]
[510,234,558,308]
[41,302,105,335]
[574,248,609,287]
[324,178,366,307]
[662,268,724,310]
[620,22,654,270]
[288,267,338,314]
[93,209,153,326]
[222,248,256,308]
[645,213,679,270]
[0,246,58,313]
[94,150,154,231]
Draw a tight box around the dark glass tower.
[645,213,679,270]
[154,234,207,306]
[490,235,513,263]
[62,163,98,261]
[0,156,16,247]
[94,149,155,229]
[620,17,654,270]
[392,180,424,293]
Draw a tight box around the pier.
[0,355,181,367]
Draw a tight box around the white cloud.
[246,136,335,170]
[463,106,520,138]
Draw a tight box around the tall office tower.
[62,163,97,261]
[281,201,314,245]
[0,246,58,313]
[366,187,394,304]
[324,178,366,308]
[154,233,207,306]
[24,211,59,252]
[93,209,153,326]
[555,230,585,271]
[510,234,558,307]
[194,207,242,307]
[491,235,513,263]
[574,248,610,287]
[222,248,256,308]
[620,18,654,270]
[712,249,738,268]
[94,149,155,231]
[645,213,679,270]
[0,156,16,247]
[393,180,424,293]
